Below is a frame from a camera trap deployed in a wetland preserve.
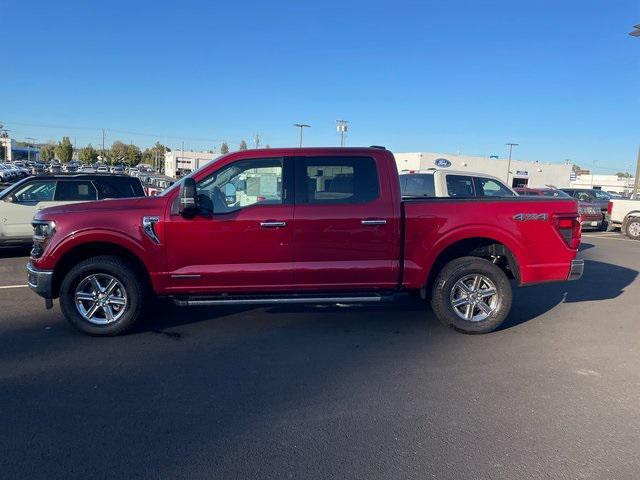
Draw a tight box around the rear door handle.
[361,219,387,226]
[260,221,287,228]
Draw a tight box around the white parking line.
[0,285,28,289]
[582,234,635,242]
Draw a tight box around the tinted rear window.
[94,177,145,198]
[401,174,435,197]
[55,180,97,201]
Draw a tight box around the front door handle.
[260,221,287,228]
[361,219,387,226]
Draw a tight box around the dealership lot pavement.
[2,234,640,479]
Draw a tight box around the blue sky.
[1,0,638,172]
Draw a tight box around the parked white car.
[608,198,640,239]
[399,169,517,198]
[0,174,146,245]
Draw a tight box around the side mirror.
[179,177,199,217]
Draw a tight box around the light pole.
[630,25,640,197]
[294,123,310,147]
[505,143,519,186]
[336,120,348,147]
[25,137,36,163]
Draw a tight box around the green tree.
[220,142,229,154]
[616,172,632,178]
[125,144,142,166]
[79,144,98,164]
[264,144,271,149]
[239,140,248,150]
[109,141,129,164]
[40,144,55,162]
[54,137,73,162]
[141,142,169,170]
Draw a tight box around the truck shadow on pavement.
[142,258,634,335]
[499,258,637,330]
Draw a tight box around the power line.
[1,119,231,144]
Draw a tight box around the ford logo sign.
[434,158,451,168]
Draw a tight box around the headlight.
[33,220,56,240]
[31,220,56,259]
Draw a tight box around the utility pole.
[505,143,519,186]
[293,123,310,147]
[336,120,348,147]
[254,133,260,149]
[630,26,640,197]
[102,129,105,161]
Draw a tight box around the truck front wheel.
[59,255,146,336]
[431,256,512,334]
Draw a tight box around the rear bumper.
[26,262,54,298]
[567,259,584,281]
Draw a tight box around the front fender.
[34,228,157,274]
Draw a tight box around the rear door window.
[445,175,475,197]
[94,177,145,198]
[297,156,379,204]
[54,180,98,201]
[401,174,435,197]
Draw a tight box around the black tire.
[431,256,512,334]
[625,218,640,240]
[59,255,147,336]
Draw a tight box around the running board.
[171,292,401,307]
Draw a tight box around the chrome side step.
[171,292,397,307]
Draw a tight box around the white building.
[393,151,573,189]
[164,150,218,177]
[570,174,635,195]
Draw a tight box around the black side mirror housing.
[178,177,198,217]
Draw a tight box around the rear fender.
[411,224,526,289]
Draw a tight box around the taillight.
[607,201,613,215]
[554,214,581,249]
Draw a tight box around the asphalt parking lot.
[1,232,640,479]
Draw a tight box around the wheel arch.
[421,236,520,296]
[51,242,152,298]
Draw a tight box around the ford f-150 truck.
[27,147,583,336]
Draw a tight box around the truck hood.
[36,196,166,218]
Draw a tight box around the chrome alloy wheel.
[449,274,498,322]
[628,221,640,238]
[74,274,128,325]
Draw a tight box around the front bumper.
[27,262,54,298]
[567,259,584,281]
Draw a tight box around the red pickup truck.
[27,147,583,336]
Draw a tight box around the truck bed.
[401,196,580,288]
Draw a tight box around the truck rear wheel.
[625,219,640,240]
[431,256,512,334]
[59,255,146,336]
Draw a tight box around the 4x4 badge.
[513,213,548,221]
